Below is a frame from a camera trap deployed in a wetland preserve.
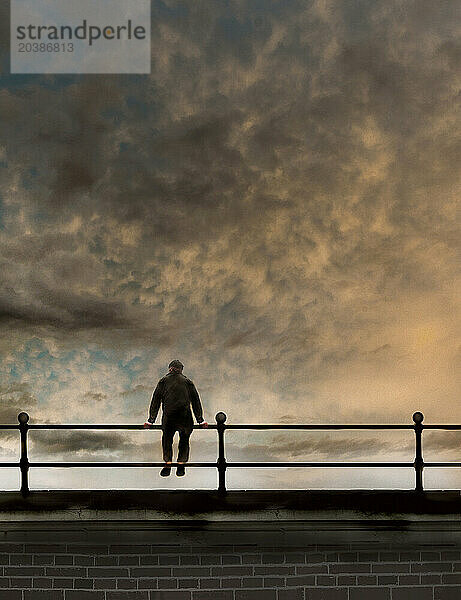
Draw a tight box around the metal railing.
[1,411,460,497]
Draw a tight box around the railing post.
[18,412,30,498]
[215,412,227,495]
[413,411,424,493]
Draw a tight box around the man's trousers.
[161,420,192,463]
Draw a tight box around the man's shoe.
[160,466,171,477]
[176,465,186,477]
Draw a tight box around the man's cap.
[168,359,184,370]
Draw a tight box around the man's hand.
[143,421,153,428]
[200,421,208,428]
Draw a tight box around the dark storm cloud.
[228,432,461,463]
[231,436,412,462]
[423,432,461,456]
[30,430,132,457]
[0,288,128,331]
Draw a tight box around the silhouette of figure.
[144,360,208,477]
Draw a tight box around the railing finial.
[18,412,29,425]
[413,411,424,424]
[215,411,227,424]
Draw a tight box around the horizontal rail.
[3,424,461,430]
[13,424,192,430]
[32,462,414,468]
[224,424,415,430]
[28,462,216,468]
[424,463,461,467]
[417,426,461,430]
[2,461,461,468]
[225,462,416,468]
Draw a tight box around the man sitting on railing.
[144,360,208,476]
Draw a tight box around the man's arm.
[148,380,163,423]
[188,381,204,423]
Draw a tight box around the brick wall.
[0,542,460,599]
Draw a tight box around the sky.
[0,0,460,490]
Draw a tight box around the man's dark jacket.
[148,371,204,430]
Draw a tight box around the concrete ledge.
[0,490,460,545]
[0,489,460,518]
